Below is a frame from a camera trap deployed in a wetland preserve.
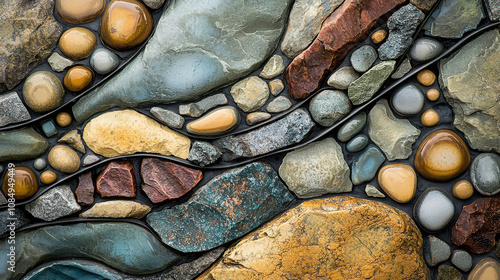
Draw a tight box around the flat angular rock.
[25,185,81,221]
[23,260,122,280]
[75,172,94,206]
[213,109,315,161]
[230,76,269,112]
[0,0,62,93]
[146,162,294,253]
[187,141,222,167]
[72,0,292,122]
[141,158,202,203]
[285,0,405,100]
[199,197,429,279]
[391,58,412,79]
[368,99,420,160]
[348,60,396,105]
[485,0,500,21]
[58,130,86,154]
[424,235,451,267]
[48,52,74,72]
[97,161,136,198]
[259,55,285,79]
[410,0,438,12]
[439,29,500,153]
[365,184,386,198]
[279,138,352,198]
[0,92,31,127]
[351,145,385,185]
[0,127,48,163]
[150,107,185,129]
[83,154,100,166]
[80,201,151,218]
[178,93,228,118]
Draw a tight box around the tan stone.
[378,164,417,203]
[48,145,81,173]
[80,200,151,218]
[246,112,271,125]
[199,196,429,280]
[56,0,106,24]
[269,79,284,96]
[426,88,440,101]
[371,29,387,44]
[417,69,436,86]
[186,107,240,136]
[59,27,97,60]
[56,112,72,127]
[58,130,86,154]
[230,76,270,112]
[452,180,474,200]
[22,71,64,113]
[468,258,500,280]
[83,110,190,159]
[421,109,440,127]
[40,170,57,185]
[64,65,94,92]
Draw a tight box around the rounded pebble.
[22,71,65,113]
[59,27,97,60]
[33,158,47,171]
[451,250,472,272]
[266,96,292,113]
[417,69,436,86]
[468,258,500,280]
[452,180,474,200]
[90,48,120,75]
[56,0,106,24]
[409,37,444,63]
[391,84,425,116]
[1,166,38,200]
[48,145,81,173]
[64,65,94,92]
[421,109,440,127]
[346,134,369,153]
[186,106,240,136]
[470,153,500,196]
[327,66,359,90]
[246,112,271,126]
[371,29,387,44]
[337,112,366,142]
[426,88,440,101]
[378,164,417,203]
[40,170,57,185]
[350,45,377,73]
[56,112,72,127]
[309,90,351,127]
[414,188,455,232]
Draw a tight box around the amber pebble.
[40,170,58,185]
[23,71,65,113]
[100,0,153,50]
[452,180,474,200]
[371,29,387,44]
[414,129,471,182]
[1,167,38,200]
[378,164,417,203]
[426,88,440,101]
[468,258,500,280]
[48,145,81,173]
[56,112,72,127]
[59,27,97,60]
[56,0,106,24]
[186,106,240,135]
[421,109,440,127]
[64,66,94,92]
[417,69,436,86]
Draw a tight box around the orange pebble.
[417,69,436,86]
[452,180,474,200]
[40,170,58,185]
[426,88,440,101]
[56,112,72,127]
[421,109,439,127]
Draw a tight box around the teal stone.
[147,162,294,253]
[336,112,367,142]
[346,134,369,153]
[351,145,386,185]
[0,223,179,280]
[23,260,122,280]
[347,60,396,105]
[72,0,293,123]
[309,90,351,127]
[423,0,485,39]
[41,119,57,137]
[0,127,48,163]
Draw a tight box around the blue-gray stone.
[351,145,385,185]
[187,141,222,167]
[41,119,57,137]
[0,92,31,127]
[451,250,472,272]
[72,0,293,123]
[0,208,30,236]
[0,223,179,280]
[350,45,377,72]
[336,112,367,142]
[23,260,123,280]
[391,83,425,116]
[424,235,451,267]
[33,158,47,171]
[90,48,120,75]
[146,162,294,253]
[423,0,485,39]
[470,153,500,196]
[309,90,351,127]
[0,127,49,163]
[178,93,228,118]
[346,134,369,153]
[409,37,444,63]
[150,107,185,129]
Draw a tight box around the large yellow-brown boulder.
[83,110,190,159]
[199,196,429,280]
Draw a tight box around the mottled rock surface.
[76,172,94,206]
[348,60,396,105]
[48,52,74,72]
[437,265,464,280]
[0,209,30,236]
[97,161,136,198]
[410,0,437,12]
[485,0,500,21]
[0,128,48,163]
[309,90,351,127]
[80,201,151,218]
[230,76,269,112]
[25,185,81,221]
[187,141,222,167]
[23,260,122,280]
[259,55,285,79]
[0,92,30,127]
[150,107,185,129]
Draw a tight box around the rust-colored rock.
[452,196,500,254]
[141,158,203,203]
[75,172,94,206]
[199,196,429,279]
[96,161,136,198]
[284,0,405,100]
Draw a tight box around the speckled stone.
[0,92,30,127]
[1,166,38,200]
[350,45,377,72]
[409,37,444,62]
[424,235,451,267]
[485,0,500,21]
[25,185,81,221]
[259,55,285,79]
[327,66,359,90]
[0,209,30,236]
[56,0,106,24]
[97,161,136,198]
[48,145,81,173]
[48,52,74,72]
[22,71,65,113]
[231,76,270,112]
[414,188,455,232]
[187,141,222,167]
[150,107,185,129]
[421,109,440,127]
[186,106,240,136]
[64,65,94,92]
[470,153,500,196]
[348,60,396,105]
[351,145,386,185]
[336,111,366,142]
[468,258,500,280]
[417,69,436,86]
[41,120,57,137]
[179,93,228,118]
[391,83,425,116]
[246,112,272,125]
[90,48,120,75]
[40,170,57,185]
[56,112,72,127]
[143,0,165,9]
[0,127,49,163]
[437,264,464,280]
[410,0,438,12]
[365,184,386,198]
[58,130,86,154]
[76,172,94,206]
[451,250,472,272]
[59,27,97,60]
[309,90,351,127]
[346,134,369,153]
[452,180,474,200]
[378,164,417,203]
[267,96,292,113]
[33,158,47,171]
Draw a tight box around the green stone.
[0,127,48,163]
[348,60,396,105]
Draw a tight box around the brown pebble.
[371,29,387,44]
[421,109,439,127]
[48,145,81,173]
[22,71,65,113]
[40,170,58,185]
[417,69,436,86]
[1,167,38,200]
[426,88,440,101]
[452,180,474,200]
[64,65,94,92]
[59,27,97,60]
[56,112,72,127]
[56,0,106,24]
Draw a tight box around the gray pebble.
[451,250,472,272]
[309,90,351,127]
[350,45,377,73]
[409,37,444,63]
[346,134,369,153]
[336,112,366,142]
[179,93,228,117]
[391,83,425,116]
[327,66,359,90]
[187,141,222,167]
[33,158,47,171]
[90,48,120,75]
[83,154,100,166]
[470,153,500,196]
[365,184,386,198]
[391,58,412,79]
[150,107,185,129]
[424,235,451,267]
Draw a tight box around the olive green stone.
[0,127,49,163]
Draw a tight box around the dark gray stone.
[178,93,228,118]
[0,92,31,127]
[485,0,500,22]
[0,127,49,163]
[0,209,30,236]
[351,145,385,185]
[336,112,367,142]
[450,250,472,272]
[187,141,222,167]
[470,153,500,196]
[25,185,81,221]
[309,90,351,127]
[424,235,451,267]
[150,107,185,129]
[350,45,377,73]
[409,37,444,62]
[391,58,412,79]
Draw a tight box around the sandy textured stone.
[230,76,270,112]
[58,130,86,154]
[48,52,74,72]
[246,112,272,125]
[0,92,30,127]
[83,110,190,159]
[25,185,81,221]
[199,196,429,279]
[485,0,500,21]
[97,161,136,198]
[269,79,284,96]
[80,201,151,218]
[266,96,292,113]
[259,55,285,79]
[76,172,94,206]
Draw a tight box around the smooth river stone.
[336,111,367,142]
[414,130,471,182]
[0,92,30,127]
[231,76,270,112]
[350,45,377,72]
[186,106,240,136]
[424,235,451,267]
[23,260,122,280]
[421,109,440,127]
[97,161,136,198]
[351,144,385,185]
[470,153,500,196]
[0,223,179,280]
[327,66,359,90]
[80,201,151,218]
[414,188,455,232]
[246,112,271,125]
[0,128,48,163]
[59,27,97,60]
[371,29,387,44]
[309,89,351,127]
[346,134,369,153]
[469,258,500,280]
[378,164,417,203]
[147,162,294,253]
[368,99,421,161]
[22,71,65,113]
[72,0,292,123]
[40,171,57,185]
[391,83,425,116]
[348,60,396,105]
[48,145,81,173]
[278,138,352,198]
[266,96,292,113]
[33,158,47,171]
[90,48,120,75]
[452,180,474,200]
[25,185,81,221]
[199,196,429,280]
[100,0,153,51]
[56,0,106,24]
[83,110,190,159]
[1,166,38,200]
[64,65,94,92]
[409,37,444,62]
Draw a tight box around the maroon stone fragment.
[96,161,136,198]
[141,158,203,203]
[451,196,500,254]
[284,0,405,100]
[75,172,94,206]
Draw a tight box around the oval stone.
[64,66,94,92]
[470,153,500,196]
[414,130,471,182]
[409,37,444,63]
[346,134,369,153]
[452,180,474,200]
[421,109,440,127]
[309,90,351,127]
[413,188,455,232]
[1,166,38,200]
[186,106,240,136]
[100,0,153,50]
[59,27,97,60]
[40,170,57,185]
[391,84,425,116]
[336,111,367,142]
[350,45,377,73]
[56,112,72,127]
[48,145,81,173]
[417,69,436,86]
[469,258,500,280]
[371,29,387,44]
[56,0,106,24]
[90,48,120,75]
[378,164,417,203]
[22,71,65,113]
[426,88,440,101]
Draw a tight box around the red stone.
[141,158,203,203]
[451,196,500,254]
[75,172,94,206]
[284,0,405,100]
[96,161,136,198]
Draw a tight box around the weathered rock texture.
[25,185,81,221]
[23,260,122,280]
[0,92,30,127]
[97,161,136,198]
[76,172,94,206]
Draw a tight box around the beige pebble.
[452,180,474,200]
[48,145,81,173]
[56,112,72,127]
[426,88,440,101]
[417,69,436,86]
[40,170,58,185]
[421,109,439,127]
[22,71,65,113]
[59,27,97,60]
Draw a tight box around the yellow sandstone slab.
[378,164,417,203]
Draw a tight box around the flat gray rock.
[25,185,81,221]
[178,93,228,118]
[327,66,359,90]
[151,107,185,129]
[0,92,31,127]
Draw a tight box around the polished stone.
[187,141,222,167]
[246,112,272,126]
[350,45,377,72]
[48,145,81,173]
[0,92,31,127]
[371,29,387,44]
[58,130,86,154]
[409,37,443,62]
[450,250,472,272]
[1,166,38,200]
[426,88,440,101]
[186,106,240,136]
[55,112,72,127]
[231,76,270,112]
[266,96,292,113]
[23,260,122,280]
[22,71,65,113]
[348,60,396,105]
[59,27,97,60]
[470,153,500,196]
[391,83,425,116]
[421,109,440,127]
[378,164,416,203]
[179,93,228,118]
[414,188,455,232]
[80,201,151,218]
[25,185,81,221]
[40,170,57,185]
[48,52,74,72]
[337,111,366,142]
[90,48,120,75]
[259,55,285,79]
[351,144,385,185]
[327,66,359,90]
[468,258,500,280]
[346,134,369,153]
[0,128,48,163]
[64,65,94,92]
[56,0,106,24]
[452,180,474,200]
[33,158,47,171]
[309,90,351,127]
[417,69,436,86]
[150,107,185,129]
[97,161,136,198]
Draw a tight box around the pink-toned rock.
[96,161,136,198]
[141,158,203,203]
[75,172,94,206]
